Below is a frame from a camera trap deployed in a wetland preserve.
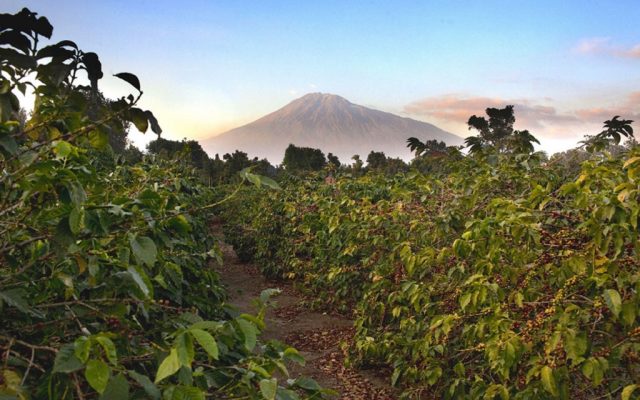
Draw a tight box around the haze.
[6,0,640,155]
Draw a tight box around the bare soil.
[212,221,397,399]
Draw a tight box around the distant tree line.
[110,104,635,185]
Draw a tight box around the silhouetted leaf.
[114,72,141,91]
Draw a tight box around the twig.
[21,347,36,385]
[72,372,86,400]
[0,335,58,353]
[66,305,91,336]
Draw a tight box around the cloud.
[615,44,640,59]
[573,37,611,55]
[404,92,639,140]
[573,91,640,122]
[573,37,640,59]
[404,95,578,130]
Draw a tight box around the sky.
[6,0,640,154]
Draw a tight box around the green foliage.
[0,8,326,399]
[221,133,640,398]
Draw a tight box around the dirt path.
[212,222,396,399]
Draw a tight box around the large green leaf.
[541,366,558,396]
[603,289,622,318]
[235,319,257,351]
[129,235,157,267]
[189,328,219,360]
[85,359,110,394]
[128,370,160,400]
[53,343,84,373]
[100,374,129,400]
[95,336,118,366]
[155,348,180,383]
[129,107,148,133]
[0,289,43,318]
[127,265,152,298]
[259,378,277,400]
[622,385,638,400]
[176,333,194,367]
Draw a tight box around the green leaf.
[129,107,148,133]
[74,336,91,363]
[189,328,219,360]
[53,140,72,158]
[459,293,471,310]
[260,288,281,304]
[170,385,205,400]
[127,265,152,298]
[129,235,157,267]
[257,175,281,190]
[95,336,118,366]
[114,72,141,91]
[53,343,84,373]
[155,348,181,383]
[0,289,43,318]
[603,289,622,318]
[128,370,160,400]
[275,388,301,400]
[540,366,558,396]
[99,373,129,400]
[283,347,304,366]
[176,333,194,367]
[69,207,85,235]
[294,377,322,391]
[236,318,257,351]
[89,128,109,149]
[259,378,278,400]
[622,302,636,326]
[66,181,87,206]
[0,133,17,155]
[85,359,111,394]
[622,385,638,400]
[623,156,640,169]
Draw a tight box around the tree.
[366,151,387,170]
[406,138,448,158]
[282,144,326,171]
[148,137,210,170]
[327,152,341,168]
[465,105,540,154]
[351,154,363,174]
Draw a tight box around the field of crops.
[221,145,640,399]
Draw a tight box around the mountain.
[202,93,463,164]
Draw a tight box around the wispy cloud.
[615,44,640,59]
[573,37,611,55]
[573,92,640,122]
[404,93,639,140]
[404,95,578,131]
[573,37,640,59]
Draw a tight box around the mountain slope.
[202,93,463,163]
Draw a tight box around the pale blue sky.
[6,1,640,153]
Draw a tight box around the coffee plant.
[222,131,640,398]
[0,8,330,400]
